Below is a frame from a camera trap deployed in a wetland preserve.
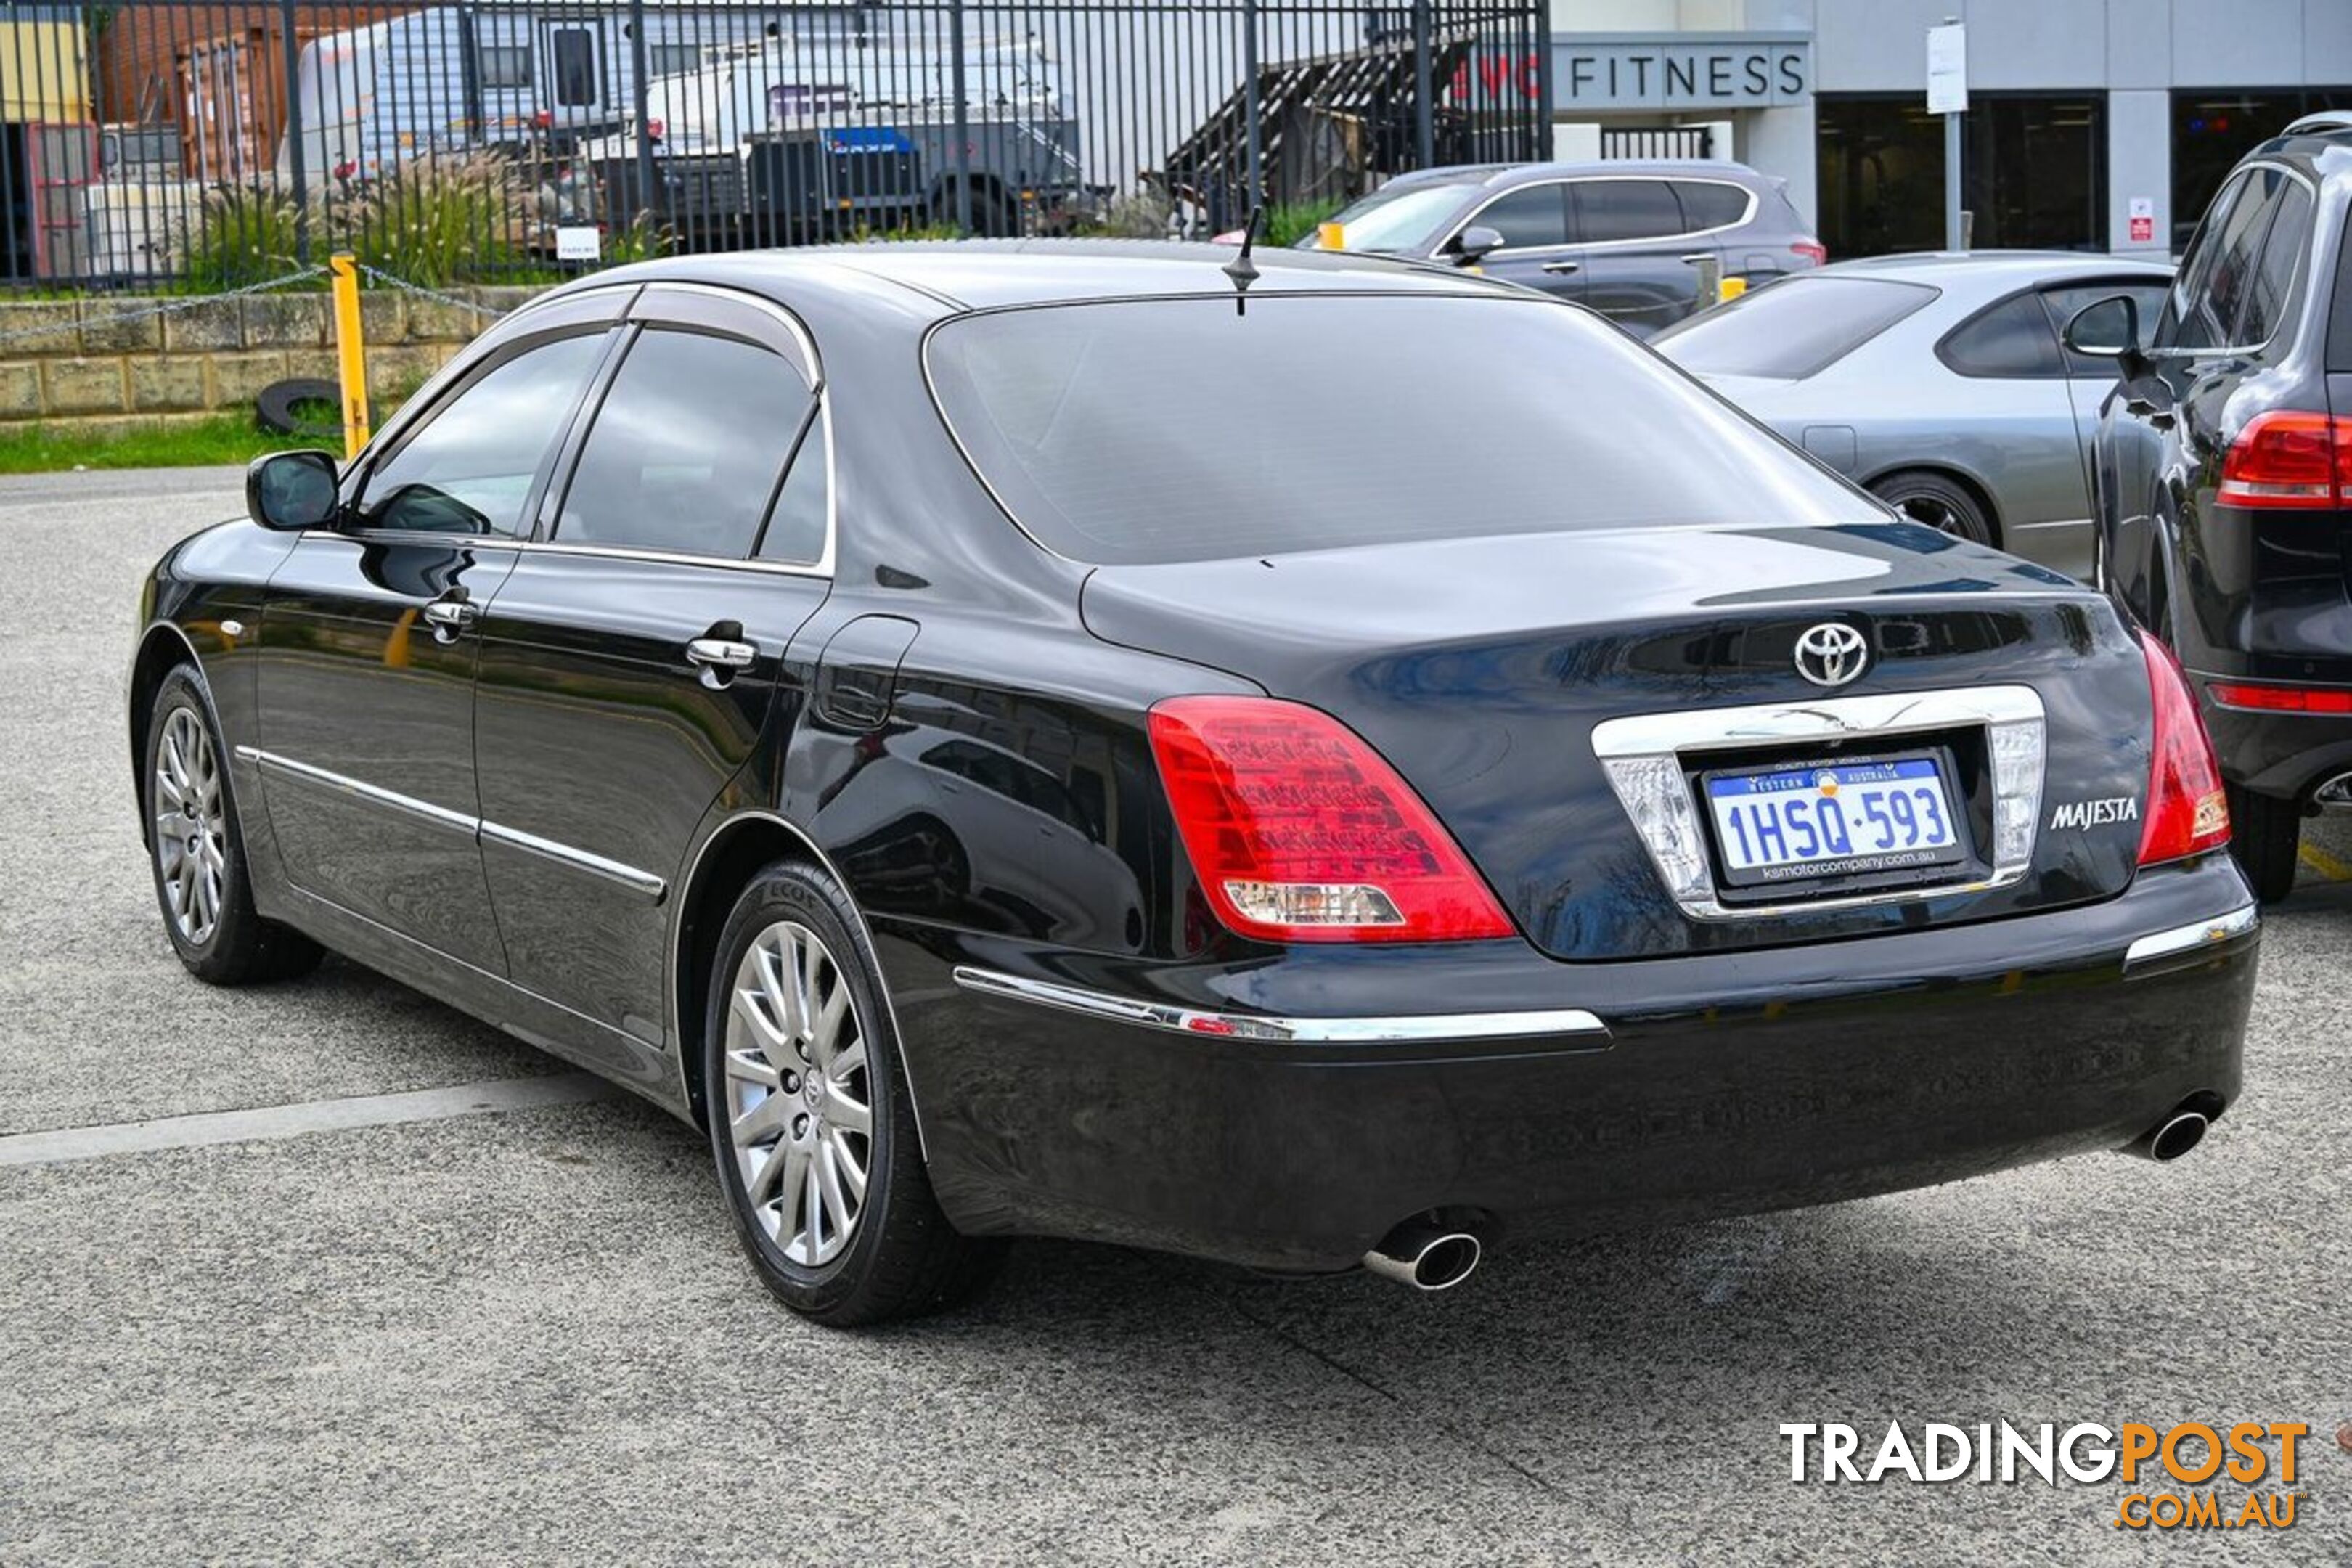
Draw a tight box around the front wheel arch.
[128,623,204,843]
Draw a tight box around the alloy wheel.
[723,920,874,1267]
[153,706,227,947]
[1893,494,1966,536]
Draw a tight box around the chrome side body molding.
[237,746,669,901]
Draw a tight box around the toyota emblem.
[1794,623,1870,688]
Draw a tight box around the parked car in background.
[1298,160,1822,335]
[1654,253,2173,580]
[134,242,2255,1326]
[2066,113,2352,902]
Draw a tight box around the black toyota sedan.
[131,242,2259,1325]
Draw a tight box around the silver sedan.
[1653,253,2173,580]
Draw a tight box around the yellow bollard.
[1718,274,1749,303]
[329,253,370,459]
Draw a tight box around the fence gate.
[0,0,1551,290]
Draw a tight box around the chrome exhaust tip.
[2126,1109,2210,1162]
[1363,1222,1483,1291]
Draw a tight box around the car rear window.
[1651,274,1938,379]
[925,293,1885,566]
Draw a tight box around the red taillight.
[645,117,666,141]
[2216,410,2352,508]
[1791,240,1828,266]
[1147,695,1514,943]
[2208,681,2352,714]
[2137,632,2231,866]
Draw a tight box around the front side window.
[355,332,608,536]
[2163,168,2283,350]
[926,294,1885,567]
[1469,184,1569,249]
[1572,179,1686,243]
[1937,293,2065,378]
[555,327,813,560]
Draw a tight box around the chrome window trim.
[2121,904,2258,972]
[1588,685,2048,921]
[951,967,1610,1045]
[2160,160,2318,358]
[326,529,834,581]
[239,746,667,898]
[1440,175,1759,261]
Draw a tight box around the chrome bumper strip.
[2122,904,2261,972]
[238,746,666,899]
[950,966,1609,1045]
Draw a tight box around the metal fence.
[0,0,1548,290]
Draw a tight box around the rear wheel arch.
[1864,464,2003,549]
[128,622,204,839]
[671,812,905,1133]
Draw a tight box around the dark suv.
[1302,160,1822,336]
[2070,114,2352,901]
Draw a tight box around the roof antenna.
[1221,204,1265,315]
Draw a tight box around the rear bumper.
[2196,681,2352,801]
[876,854,2258,1273]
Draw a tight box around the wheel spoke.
[825,1090,871,1139]
[825,1035,866,1087]
[730,984,790,1056]
[730,1087,796,1150]
[756,936,802,1042]
[196,867,221,932]
[830,1134,868,1201]
[816,1140,853,1239]
[154,767,184,811]
[748,1136,807,1209]
[722,1045,781,1090]
[811,980,851,1058]
[802,1154,828,1255]
[793,936,822,1047]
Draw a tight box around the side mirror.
[1452,224,1505,266]
[2062,293,2141,359]
[246,450,340,531]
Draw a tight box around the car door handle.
[686,637,756,670]
[1540,260,1580,274]
[420,596,475,641]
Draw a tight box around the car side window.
[353,332,608,536]
[1572,179,1685,244]
[1672,181,1749,232]
[2237,179,2314,348]
[2041,282,2171,375]
[1468,184,1569,250]
[756,404,829,565]
[554,327,814,559]
[1937,293,2065,378]
[2168,168,2285,351]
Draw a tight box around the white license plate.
[1704,756,1963,883]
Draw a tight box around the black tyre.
[703,859,1002,1325]
[2226,784,2300,904]
[142,665,323,984]
[1872,470,1996,547]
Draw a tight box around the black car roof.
[547,239,1516,316]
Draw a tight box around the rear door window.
[1467,183,1569,250]
[2165,167,2287,350]
[1651,275,1938,379]
[1937,293,2066,378]
[554,327,814,559]
[2237,179,2314,346]
[1572,179,1686,243]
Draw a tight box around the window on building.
[1817,94,2105,259]
[478,44,531,91]
[2171,91,2352,250]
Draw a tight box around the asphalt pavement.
[3,467,2348,1564]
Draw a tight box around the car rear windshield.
[1651,274,1939,379]
[925,293,1885,566]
